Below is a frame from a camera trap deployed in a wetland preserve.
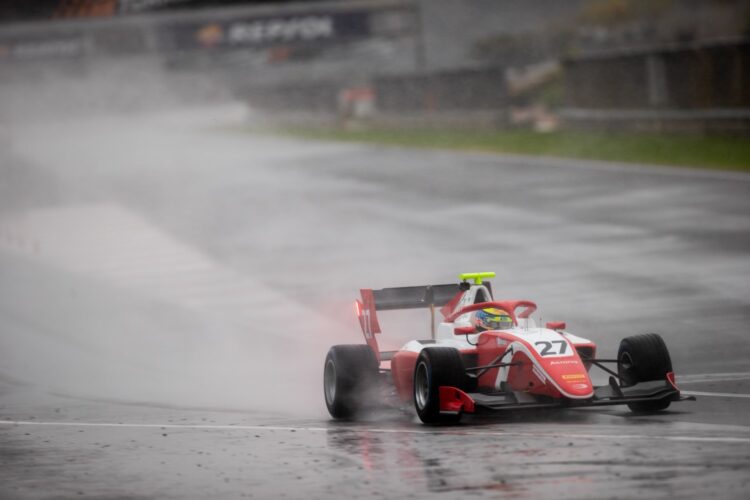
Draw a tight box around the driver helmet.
[474,308,513,331]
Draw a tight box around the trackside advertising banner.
[159,11,371,51]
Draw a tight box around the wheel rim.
[324,359,337,405]
[414,361,430,411]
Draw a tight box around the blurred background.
[2,0,749,135]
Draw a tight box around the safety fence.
[561,37,750,134]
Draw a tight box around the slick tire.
[413,347,466,425]
[324,345,379,419]
[617,333,673,412]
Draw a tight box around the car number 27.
[534,340,568,356]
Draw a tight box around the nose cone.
[559,372,594,398]
[543,358,594,399]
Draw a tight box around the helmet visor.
[478,309,513,330]
[484,314,512,329]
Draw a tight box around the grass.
[276,127,750,172]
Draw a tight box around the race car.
[323,272,694,424]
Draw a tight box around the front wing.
[439,377,696,415]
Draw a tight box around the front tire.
[618,333,673,412]
[413,347,466,425]
[324,345,379,419]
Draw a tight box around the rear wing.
[356,282,492,361]
[371,284,464,310]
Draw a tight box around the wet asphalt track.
[1,105,750,499]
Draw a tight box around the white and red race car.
[324,272,694,424]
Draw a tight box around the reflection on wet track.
[2,391,750,498]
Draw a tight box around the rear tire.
[413,347,466,425]
[617,333,673,412]
[324,345,379,419]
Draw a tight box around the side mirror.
[454,325,476,335]
[546,321,566,331]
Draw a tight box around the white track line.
[1,420,749,444]
[677,372,750,384]
[681,391,750,399]
[439,148,750,182]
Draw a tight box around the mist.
[0,54,372,417]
